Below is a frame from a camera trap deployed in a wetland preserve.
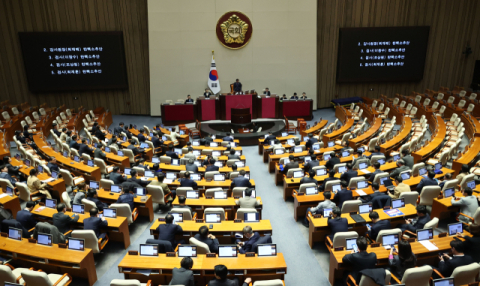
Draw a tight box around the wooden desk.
[308,204,418,249]
[136,177,256,194]
[258,135,297,155]
[323,119,355,146]
[0,236,96,285]
[412,115,446,163]
[97,189,154,222]
[299,119,329,138]
[267,146,341,173]
[0,188,21,218]
[150,220,273,243]
[452,137,480,176]
[118,253,286,286]
[32,204,131,248]
[380,117,412,156]
[0,131,10,160]
[262,141,306,163]
[171,196,263,219]
[349,118,382,149]
[157,127,190,147]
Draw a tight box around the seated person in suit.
[398,205,430,233]
[333,180,352,209]
[204,89,212,98]
[237,225,260,254]
[263,132,276,144]
[151,132,163,149]
[73,183,88,205]
[185,95,194,104]
[359,182,385,203]
[47,157,60,173]
[165,144,179,159]
[137,128,146,142]
[388,176,411,199]
[114,122,126,136]
[319,170,337,191]
[290,92,299,100]
[110,166,126,185]
[457,224,480,263]
[175,195,193,215]
[231,170,252,188]
[149,172,175,202]
[84,207,108,239]
[416,170,438,194]
[342,236,378,284]
[86,189,109,211]
[235,188,259,208]
[263,87,271,96]
[325,152,341,170]
[137,158,150,170]
[3,156,22,177]
[367,146,384,159]
[390,159,410,179]
[339,141,350,152]
[452,187,479,223]
[126,169,150,187]
[304,191,336,226]
[305,133,318,150]
[185,158,198,173]
[368,162,382,183]
[208,264,251,286]
[94,127,106,142]
[180,171,198,189]
[304,150,320,173]
[439,172,453,189]
[300,169,318,185]
[184,147,196,160]
[170,257,195,286]
[283,155,299,174]
[352,150,369,168]
[156,214,183,247]
[107,134,117,146]
[116,187,136,211]
[194,225,219,253]
[456,164,470,184]
[437,240,473,277]
[228,149,241,160]
[367,211,391,241]
[388,240,416,280]
[326,206,348,240]
[340,163,358,184]
[222,133,234,142]
[94,145,107,160]
[401,149,415,169]
[16,201,37,234]
[127,139,144,156]
[280,94,287,100]
[203,134,214,145]
[91,122,99,134]
[0,164,17,186]
[300,92,307,99]
[79,138,94,157]
[53,203,79,236]
[52,123,61,137]
[69,135,80,149]
[206,158,220,172]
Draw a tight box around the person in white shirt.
[452,187,479,223]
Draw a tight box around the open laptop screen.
[218,245,237,257]
[416,228,433,241]
[257,244,277,256]
[178,245,197,257]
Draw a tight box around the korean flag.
[208,54,221,94]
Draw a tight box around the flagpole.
[212,50,214,59]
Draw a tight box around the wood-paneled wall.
[0,0,150,115]
[317,0,480,108]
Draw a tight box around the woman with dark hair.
[169,257,194,286]
[458,223,480,262]
[456,164,470,184]
[388,240,416,280]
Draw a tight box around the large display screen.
[19,32,128,92]
[336,27,430,83]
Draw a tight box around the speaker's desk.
[32,204,131,248]
[0,236,96,286]
[96,188,154,222]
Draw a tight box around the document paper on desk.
[0,194,8,199]
[356,190,367,196]
[419,240,438,251]
[41,178,55,183]
[361,170,371,174]
[136,269,152,276]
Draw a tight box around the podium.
[231,108,251,124]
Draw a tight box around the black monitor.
[72,204,85,214]
[170,212,184,223]
[358,204,373,214]
[432,278,454,286]
[416,228,433,241]
[205,213,221,223]
[382,234,399,246]
[391,198,405,209]
[8,227,22,241]
[45,198,57,209]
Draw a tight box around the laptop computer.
[257,244,277,256]
[383,178,395,191]
[214,191,227,199]
[37,233,53,246]
[448,222,463,236]
[178,245,197,257]
[8,227,22,241]
[345,238,358,251]
[45,198,57,209]
[218,245,238,257]
[382,234,399,246]
[72,204,85,214]
[205,213,221,223]
[392,198,405,209]
[186,191,199,199]
[305,187,318,195]
[316,168,327,176]
[213,174,225,181]
[443,188,455,198]
[102,208,117,218]
[358,162,368,170]
[393,154,400,161]
[139,244,158,256]
[416,228,433,241]
[170,212,184,223]
[89,181,99,190]
[68,238,85,251]
[357,180,368,189]
[331,184,341,193]
[400,172,411,180]
[432,278,454,286]
[293,171,304,178]
[111,185,122,193]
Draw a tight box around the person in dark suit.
[94,128,106,141]
[165,144,179,159]
[319,170,338,191]
[185,158,199,173]
[175,195,193,215]
[233,79,242,93]
[114,122,126,136]
[206,158,220,172]
[127,169,150,187]
[3,156,21,177]
[69,135,80,149]
[401,149,415,169]
[208,264,251,286]
[127,139,144,156]
[194,226,220,253]
[300,92,308,100]
[352,150,369,168]
[156,214,183,247]
[204,89,212,98]
[367,146,384,159]
[290,93,299,100]
[47,157,60,173]
[264,132,276,144]
[360,183,385,203]
[437,240,474,277]
[79,138,94,157]
[184,95,194,104]
[458,223,480,262]
[305,133,318,150]
[304,150,320,173]
[280,94,287,100]
[116,187,136,211]
[390,159,411,180]
[227,149,241,160]
[170,257,195,286]
[222,133,234,142]
[368,162,382,183]
[263,88,271,96]
[398,205,430,233]
[180,171,198,190]
[416,170,438,194]
[110,167,126,185]
[0,164,17,186]
[300,170,318,185]
[367,211,391,241]
[236,226,260,254]
[342,236,378,284]
[325,152,341,170]
[230,170,252,188]
[53,203,79,236]
[52,124,61,137]
[204,134,214,145]
[86,189,109,212]
[16,201,37,233]
[283,155,299,175]
[327,207,348,241]
[84,207,108,239]
[340,163,358,184]
[94,146,107,160]
[333,180,353,209]
[151,132,163,148]
[91,122,99,134]
[137,129,146,142]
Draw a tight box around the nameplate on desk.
[28,238,36,243]
[438,232,447,238]
[334,247,344,251]
[297,192,305,196]
[158,218,165,222]
[406,238,415,243]
[166,252,176,257]
[349,211,357,215]
[58,243,67,248]
[234,196,240,199]
[206,253,217,258]
[196,219,204,223]
[128,250,139,255]
[276,269,286,274]
[314,214,322,218]
[234,219,242,223]
[245,252,255,257]
[383,206,391,210]
[371,243,380,248]
[205,196,213,199]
